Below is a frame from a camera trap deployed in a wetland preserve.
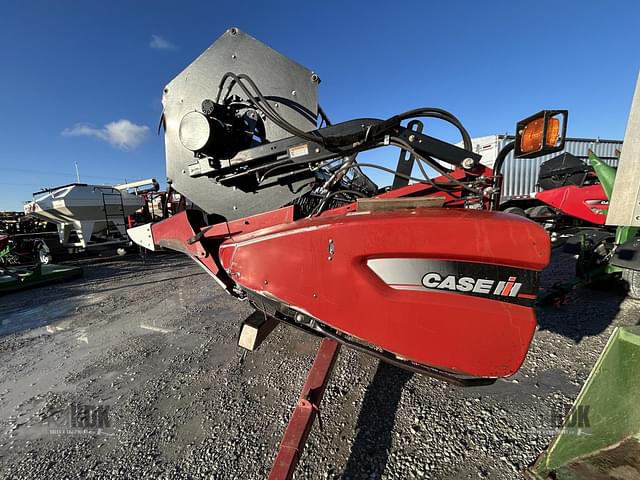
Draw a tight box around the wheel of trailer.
[575,236,615,286]
[116,247,127,256]
[38,248,52,265]
[504,207,527,217]
[621,268,640,300]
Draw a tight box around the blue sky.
[1,0,638,211]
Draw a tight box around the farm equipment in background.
[0,211,54,236]
[527,74,640,480]
[2,178,179,294]
[494,126,640,302]
[115,178,168,223]
[21,179,185,262]
[24,183,146,256]
[0,233,82,294]
[0,233,48,266]
[576,75,640,299]
[500,151,612,241]
[121,182,188,225]
[0,234,17,266]
[128,27,570,478]
[10,178,184,265]
[534,149,640,302]
[0,213,57,265]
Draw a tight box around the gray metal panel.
[500,137,622,198]
[607,74,640,226]
[163,28,319,218]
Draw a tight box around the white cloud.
[149,34,176,50]
[62,119,150,150]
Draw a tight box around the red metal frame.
[269,338,341,480]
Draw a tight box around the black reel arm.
[185,117,482,189]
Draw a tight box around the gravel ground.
[0,250,638,479]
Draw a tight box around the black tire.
[621,268,640,300]
[575,236,615,287]
[504,207,527,217]
[527,205,555,220]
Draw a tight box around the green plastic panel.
[530,326,640,479]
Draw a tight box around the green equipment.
[0,263,83,294]
[527,326,640,479]
[528,74,640,479]
[573,152,638,288]
[540,152,640,302]
[541,72,640,301]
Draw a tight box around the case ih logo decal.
[422,273,522,297]
[366,258,538,306]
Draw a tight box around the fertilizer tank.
[24,183,145,249]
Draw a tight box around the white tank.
[24,183,145,248]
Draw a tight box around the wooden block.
[238,311,279,351]
[356,196,445,212]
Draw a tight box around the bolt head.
[461,157,475,169]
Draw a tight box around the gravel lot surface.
[0,250,638,479]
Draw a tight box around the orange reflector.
[520,117,560,153]
[545,117,560,146]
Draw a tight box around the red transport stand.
[268,338,341,480]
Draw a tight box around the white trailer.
[24,183,145,251]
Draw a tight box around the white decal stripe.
[389,285,426,292]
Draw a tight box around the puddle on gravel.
[0,293,109,338]
[0,303,74,337]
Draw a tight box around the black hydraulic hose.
[217,73,473,154]
[309,189,367,217]
[216,72,323,144]
[391,137,483,194]
[492,141,515,177]
[318,105,332,126]
[414,155,460,197]
[353,163,460,190]
[490,141,515,210]
[395,108,473,151]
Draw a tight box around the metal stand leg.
[268,338,341,480]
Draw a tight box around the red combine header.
[128,27,569,478]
